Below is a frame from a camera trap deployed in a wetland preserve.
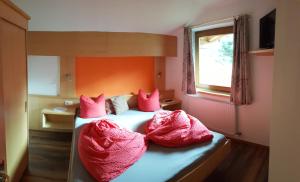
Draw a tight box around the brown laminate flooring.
[21,130,269,182]
[205,139,269,182]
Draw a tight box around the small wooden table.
[41,107,75,132]
[160,99,182,111]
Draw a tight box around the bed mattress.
[68,110,226,182]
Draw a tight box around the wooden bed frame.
[68,94,231,182]
[176,139,231,182]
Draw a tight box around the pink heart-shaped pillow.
[138,89,160,112]
[80,94,106,118]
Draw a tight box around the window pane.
[198,34,233,87]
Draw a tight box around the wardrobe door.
[0,18,28,181]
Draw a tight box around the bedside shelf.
[41,108,75,132]
[249,49,274,56]
[160,99,182,111]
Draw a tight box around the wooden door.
[0,18,28,181]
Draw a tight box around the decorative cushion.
[138,89,160,112]
[80,94,106,118]
[105,99,115,114]
[110,96,129,115]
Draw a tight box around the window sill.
[186,88,231,104]
[197,88,230,97]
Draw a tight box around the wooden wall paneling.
[106,32,145,56]
[154,57,166,91]
[27,31,177,57]
[27,32,107,56]
[28,94,41,130]
[164,35,178,57]
[60,56,76,97]
[0,18,28,181]
[106,32,177,57]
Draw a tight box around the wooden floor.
[205,139,269,182]
[21,131,269,182]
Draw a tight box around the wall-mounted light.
[65,73,72,81]
[157,72,162,78]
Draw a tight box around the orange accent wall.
[75,57,155,97]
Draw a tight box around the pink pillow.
[138,89,160,112]
[80,94,106,118]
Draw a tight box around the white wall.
[12,0,225,34]
[166,0,276,146]
[28,56,60,96]
[269,0,300,181]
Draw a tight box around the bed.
[68,108,231,182]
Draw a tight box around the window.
[195,26,233,93]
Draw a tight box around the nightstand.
[160,99,182,111]
[41,107,75,132]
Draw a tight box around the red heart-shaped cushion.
[78,119,147,181]
[80,94,106,118]
[146,110,213,147]
[138,89,160,112]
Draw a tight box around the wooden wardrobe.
[0,0,30,181]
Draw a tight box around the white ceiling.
[12,0,227,34]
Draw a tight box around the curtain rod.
[188,15,240,29]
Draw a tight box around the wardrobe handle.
[25,101,28,112]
